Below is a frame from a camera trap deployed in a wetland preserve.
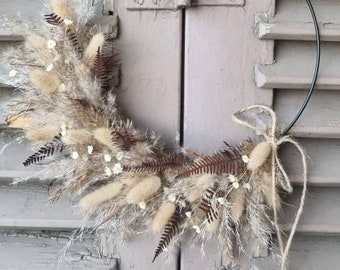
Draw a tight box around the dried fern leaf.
[23,136,64,167]
[124,154,191,174]
[66,29,83,54]
[44,13,64,26]
[176,144,245,178]
[199,187,225,223]
[93,47,108,90]
[153,206,182,262]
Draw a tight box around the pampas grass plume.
[126,175,161,204]
[26,35,47,50]
[51,0,74,21]
[6,114,33,128]
[247,142,271,171]
[261,172,281,210]
[30,69,61,94]
[26,126,59,142]
[151,202,176,232]
[79,182,123,211]
[83,33,105,66]
[230,189,245,223]
[62,129,92,145]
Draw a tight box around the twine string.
[232,105,308,270]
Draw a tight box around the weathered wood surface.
[276,90,340,138]
[113,1,182,147]
[256,0,340,41]
[0,231,118,270]
[256,41,340,90]
[280,138,340,186]
[253,234,340,270]
[183,1,274,151]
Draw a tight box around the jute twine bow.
[232,105,308,270]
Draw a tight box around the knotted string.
[232,105,308,270]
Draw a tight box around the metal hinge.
[126,0,245,11]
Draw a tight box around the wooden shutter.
[254,0,340,269]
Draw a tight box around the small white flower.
[61,123,67,136]
[192,225,201,234]
[105,167,112,177]
[138,201,146,209]
[232,182,240,189]
[217,197,226,205]
[185,211,192,218]
[59,83,66,92]
[243,183,251,191]
[47,40,57,49]
[168,194,176,203]
[228,174,238,183]
[242,155,249,164]
[116,151,124,161]
[9,70,17,77]
[71,151,79,160]
[64,59,70,64]
[87,145,93,155]
[46,63,54,72]
[64,19,73,25]
[104,154,112,162]
[112,163,123,175]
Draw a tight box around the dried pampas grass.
[6,114,33,128]
[26,35,48,50]
[79,182,123,211]
[30,69,61,94]
[206,208,222,235]
[25,125,59,142]
[152,202,176,232]
[62,129,92,145]
[51,0,74,21]
[126,175,162,204]
[230,189,245,223]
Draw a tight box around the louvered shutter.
[254,0,340,269]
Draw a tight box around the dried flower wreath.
[3,1,310,269]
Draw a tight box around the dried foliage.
[23,136,64,167]
[2,0,289,266]
[177,144,245,178]
[124,154,192,174]
[44,13,64,25]
[153,206,182,262]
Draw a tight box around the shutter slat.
[276,90,340,138]
[256,0,340,41]
[256,41,340,90]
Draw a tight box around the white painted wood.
[113,1,182,147]
[256,41,340,90]
[115,234,177,270]
[0,231,118,269]
[280,138,340,186]
[275,90,340,138]
[183,1,274,152]
[0,180,80,230]
[256,0,340,41]
[252,235,340,270]
[182,0,275,268]
[281,186,340,234]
